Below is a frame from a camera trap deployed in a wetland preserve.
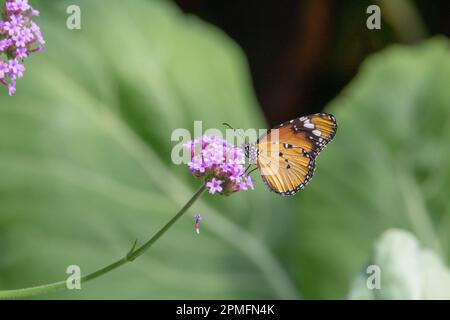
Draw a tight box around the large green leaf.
[291,37,450,298]
[0,0,299,299]
[348,229,450,299]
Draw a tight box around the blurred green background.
[0,0,449,299]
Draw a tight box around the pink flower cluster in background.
[184,135,254,195]
[0,0,44,95]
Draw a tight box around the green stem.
[0,184,207,299]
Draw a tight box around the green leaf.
[0,0,299,299]
[290,37,450,298]
[348,229,450,299]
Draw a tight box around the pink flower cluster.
[184,135,254,195]
[0,0,44,95]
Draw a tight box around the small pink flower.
[8,59,25,79]
[15,47,28,59]
[206,178,223,194]
[241,176,254,191]
[0,61,8,78]
[0,39,13,51]
[8,80,16,96]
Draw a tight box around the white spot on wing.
[312,129,322,137]
[304,123,314,129]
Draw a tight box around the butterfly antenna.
[222,123,235,130]
[222,123,245,140]
[247,167,258,176]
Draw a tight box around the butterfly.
[244,113,337,196]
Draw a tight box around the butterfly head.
[243,143,257,164]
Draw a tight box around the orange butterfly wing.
[257,143,315,195]
[256,113,337,195]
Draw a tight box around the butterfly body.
[244,113,337,196]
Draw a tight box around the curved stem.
[0,184,207,299]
